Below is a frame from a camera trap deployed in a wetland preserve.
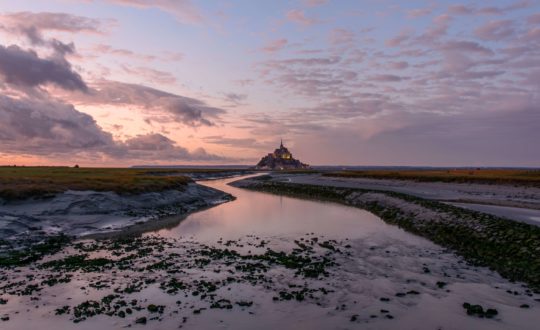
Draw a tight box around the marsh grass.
[324,169,540,186]
[0,167,240,200]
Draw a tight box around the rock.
[485,309,498,318]
[463,302,498,318]
[135,317,147,324]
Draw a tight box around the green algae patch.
[40,254,115,272]
[0,235,71,267]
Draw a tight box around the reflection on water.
[156,175,422,244]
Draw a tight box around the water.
[156,175,422,244]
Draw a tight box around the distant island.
[255,140,309,170]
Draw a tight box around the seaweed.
[0,235,71,267]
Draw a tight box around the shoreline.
[81,195,236,241]
[0,182,234,253]
[230,175,540,291]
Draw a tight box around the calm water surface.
[156,175,423,244]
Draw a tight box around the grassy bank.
[0,167,243,200]
[323,169,540,187]
[234,179,540,291]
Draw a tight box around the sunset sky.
[0,0,538,167]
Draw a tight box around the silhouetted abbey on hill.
[255,140,309,170]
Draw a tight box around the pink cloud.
[448,4,474,15]
[448,1,532,16]
[261,39,288,53]
[328,28,355,45]
[475,20,515,40]
[67,80,225,126]
[421,14,452,41]
[369,74,406,82]
[479,1,531,15]
[442,41,494,56]
[108,0,203,24]
[528,13,540,25]
[121,65,177,85]
[302,0,328,7]
[286,9,319,26]
[0,11,110,46]
[525,27,540,41]
[407,8,432,18]
[92,44,157,61]
[388,61,409,70]
[385,30,412,47]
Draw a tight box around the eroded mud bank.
[0,183,233,250]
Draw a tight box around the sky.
[0,0,538,167]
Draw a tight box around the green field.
[0,166,243,200]
[323,169,540,186]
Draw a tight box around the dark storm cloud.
[0,95,114,155]
[0,44,88,91]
